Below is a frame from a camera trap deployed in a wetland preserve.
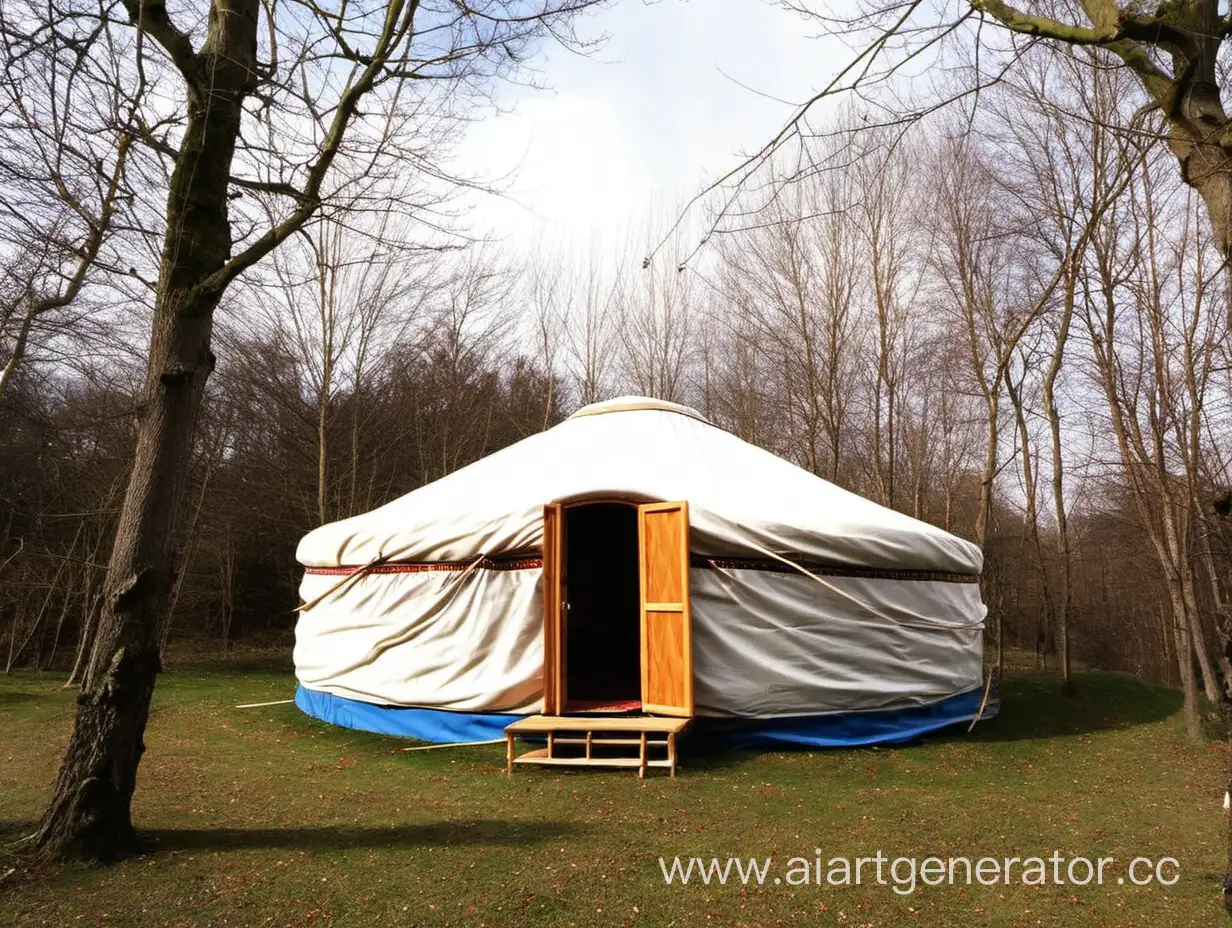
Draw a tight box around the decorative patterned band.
[305,555,978,584]
[691,555,980,584]
[304,556,543,576]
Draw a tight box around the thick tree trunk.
[1211,498,1232,917]
[1164,94,1232,261]
[30,2,257,862]
[1168,87,1232,921]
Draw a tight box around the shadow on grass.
[164,654,294,676]
[0,691,43,706]
[0,820,580,876]
[148,819,582,853]
[0,819,37,845]
[678,748,763,771]
[963,672,1183,743]
[674,672,1185,761]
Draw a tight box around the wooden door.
[542,503,565,715]
[638,501,694,717]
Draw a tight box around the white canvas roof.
[297,396,982,574]
[294,398,988,720]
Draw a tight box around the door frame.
[541,496,694,717]
[541,502,565,715]
[542,497,643,715]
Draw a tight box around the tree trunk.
[975,388,998,548]
[1006,368,1054,671]
[1211,497,1232,918]
[1168,578,1203,740]
[1161,502,1220,703]
[1182,565,1221,703]
[64,591,101,689]
[44,585,75,671]
[30,1,257,861]
[317,383,329,525]
[1175,620,1202,741]
[0,310,35,397]
[1044,273,1075,695]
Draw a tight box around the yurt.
[293,396,994,747]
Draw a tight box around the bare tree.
[854,137,922,509]
[618,244,696,403]
[0,5,151,396]
[717,162,861,480]
[9,0,604,863]
[552,244,620,408]
[257,214,429,524]
[995,48,1137,692]
[930,136,1017,548]
[969,0,1232,257]
[410,249,519,483]
[1081,141,1223,734]
[525,246,566,424]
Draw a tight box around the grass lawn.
[0,663,1224,927]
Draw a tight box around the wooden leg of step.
[585,731,593,760]
[668,732,677,779]
[639,731,647,779]
[547,731,555,759]
[506,732,514,774]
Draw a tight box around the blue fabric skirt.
[294,684,997,749]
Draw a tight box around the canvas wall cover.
[293,397,988,739]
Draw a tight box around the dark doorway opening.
[563,503,641,710]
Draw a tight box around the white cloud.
[452,0,838,251]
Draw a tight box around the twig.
[967,666,997,732]
[401,739,505,752]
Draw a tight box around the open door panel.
[542,502,565,715]
[638,501,694,717]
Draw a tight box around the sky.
[453,0,838,254]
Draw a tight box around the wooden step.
[504,714,691,778]
[512,748,673,769]
[505,715,690,733]
[549,736,669,747]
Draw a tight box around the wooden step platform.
[505,715,691,778]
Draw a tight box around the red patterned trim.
[304,554,977,584]
[690,555,979,584]
[305,556,543,576]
